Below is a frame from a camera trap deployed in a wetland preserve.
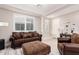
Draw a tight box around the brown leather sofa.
[58,33,79,55]
[9,31,42,49]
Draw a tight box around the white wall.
[0,8,41,47]
[51,11,79,37]
[0,9,13,46]
[13,13,41,33]
[59,12,79,34]
[34,17,41,34]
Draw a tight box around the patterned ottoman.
[22,41,51,55]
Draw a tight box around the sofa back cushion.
[23,32,32,38]
[12,31,40,39]
[12,32,22,39]
[32,32,39,37]
[20,32,24,38]
[71,33,79,44]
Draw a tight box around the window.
[26,23,33,30]
[26,18,33,31]
[15,23,25,31]
[14,14,34,32]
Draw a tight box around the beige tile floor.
[0,37,60,55]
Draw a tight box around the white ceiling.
[47,4,79,19]
[0,4,79,18]
[7,4,66,16]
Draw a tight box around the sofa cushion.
[14,39,24,46]
[24,37,40,42]
[12,32,21,39]
[32,37,40,40]
[15,38,37,46]
[20,32,24,38]
[23,33,32,38]
[14,38,31,46]
[71,33,79,44]
[32,32,39,37]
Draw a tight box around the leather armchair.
[58,33,79,55]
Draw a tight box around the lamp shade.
[0,22,8,26]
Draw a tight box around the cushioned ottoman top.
[22,41,51,55]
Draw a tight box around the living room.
[0,4,79,55]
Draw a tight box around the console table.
[58,37,71,43]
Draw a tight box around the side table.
[0,39,5,50]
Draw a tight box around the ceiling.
[47,4,79,19]
[7,4,67,16]
[0,4,79,18]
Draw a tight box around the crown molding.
[0,5,42,17]
[48,9,79,20]
[46,5,73,16]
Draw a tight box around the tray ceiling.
[0,4,79,18]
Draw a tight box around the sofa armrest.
[38,34,42,41]
[63,43,79,54]
[9,36,15,41]
[39,34,42,37]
